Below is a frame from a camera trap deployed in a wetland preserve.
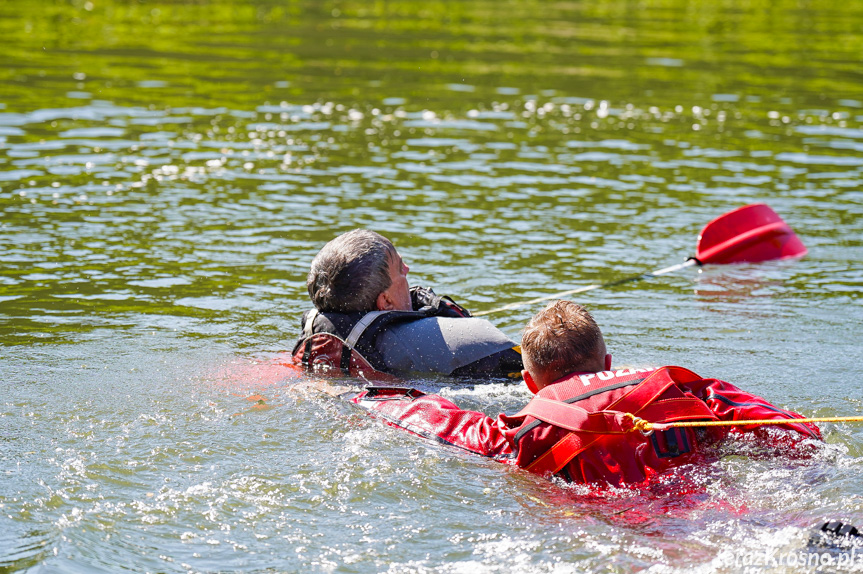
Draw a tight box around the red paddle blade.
[695,203,808,264]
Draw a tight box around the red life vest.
[511,366,722,477]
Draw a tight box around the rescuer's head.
[307,229,412,313]
[520,300,611,393]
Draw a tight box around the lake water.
[2,0,862,572]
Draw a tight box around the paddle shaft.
[473,258,699,317]
[472,204,805,317]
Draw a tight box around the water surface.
[2,1,862,572]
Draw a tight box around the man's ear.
[604,353,612,371]
[522,370,539,394]
[376,290,394,311]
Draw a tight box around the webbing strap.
[516,399,631,435]
[524,368,701,476]
[527,431,593,476]
[339,342,352,375]
[344,311,388,350]
[302,337,312,367]
[303,309,319,337]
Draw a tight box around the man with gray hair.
[293,229,523,380]
[307,230,412,314]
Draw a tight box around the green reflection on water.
[1,0,861,348]
[2,0,861,111]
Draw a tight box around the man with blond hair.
[343,300,820,485]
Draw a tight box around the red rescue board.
[695,203,808,264]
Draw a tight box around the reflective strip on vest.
[344,311,388,350]
[303,309,319,338]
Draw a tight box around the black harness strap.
[302,337,312,368]
[339,347,351,374]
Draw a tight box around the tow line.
[626,414,863,435]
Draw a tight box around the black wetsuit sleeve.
[410,285,437,309]
[410,285,472,318]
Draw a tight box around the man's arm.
[347,387,516,459]
[687,378,821,440]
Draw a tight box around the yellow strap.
[625,414,863,435]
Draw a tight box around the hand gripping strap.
[523,366,709,476]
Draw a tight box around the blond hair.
[521,300,604,375]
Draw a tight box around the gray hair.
[306,229,397,313]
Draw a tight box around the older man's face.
[378,251,412,311]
